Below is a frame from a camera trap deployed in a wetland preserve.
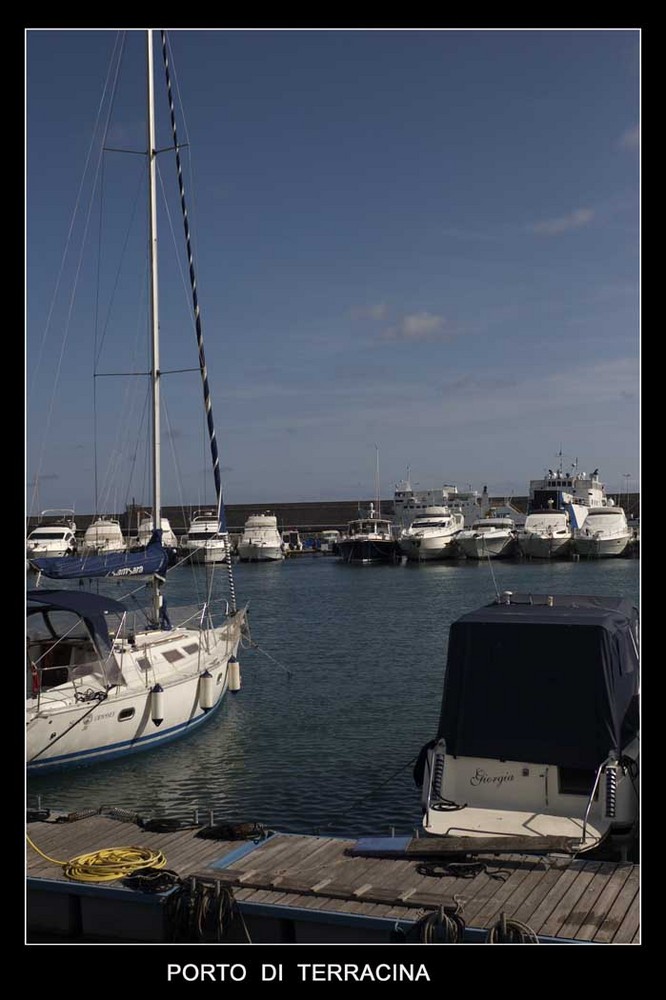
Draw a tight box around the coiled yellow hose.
[27,834,167,883]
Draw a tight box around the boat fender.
[30,661,41,698]
[413,738,437,788]
[605,759,618,818]
[199,669,214,711]
[228,656,241,693]
[151,683,164,726]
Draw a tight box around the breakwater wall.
[26,494,641,538]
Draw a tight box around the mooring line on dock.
[317,754,421,832]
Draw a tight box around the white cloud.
[529,208,594,236]
[619,125,640,149]
[382,311,446,341]
[351,303,388,321]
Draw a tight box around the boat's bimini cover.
[29,530,170,580]
[27,589,128,656]
[437,594,639,770]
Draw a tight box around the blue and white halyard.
[27,30,248,775]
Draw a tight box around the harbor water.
[27,554,640,838]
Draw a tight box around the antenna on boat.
[375,444,381,517]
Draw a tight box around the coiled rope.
[416,860,511,882]
[411,903,466,943]
[165,879,252,942]
[27,834,167,883]
[486,911,540,943]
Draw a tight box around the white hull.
[422,742,638,853]
[27,610,247,773]
[518,532,572,559]
[181,542,229,564]
[237,543,283,562]
[26,543,76,560]
[457,534,516,559]
[574,534,631,558]
[398,533,460,560]
[456,520,517,560]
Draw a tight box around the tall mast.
[147,29,162,622]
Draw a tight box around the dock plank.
[556,862,625,941]
[592,866,639,943]
[533,861,604,939]
[26,816,639,943]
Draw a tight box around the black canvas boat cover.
[437,594,639,770]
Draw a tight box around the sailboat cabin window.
[162,649,185,663]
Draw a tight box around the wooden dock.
[26,811,639,944]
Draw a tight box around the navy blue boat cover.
[29,530,170,580]
[27,589,128,654]
[437,594,639,770]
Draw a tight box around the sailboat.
[27,30,249,775]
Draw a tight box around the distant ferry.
[393,478,483,529]
[392,477,523,529]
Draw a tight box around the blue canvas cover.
[437,594,639,770]
[27,589,128,654]
[29,530,170,580]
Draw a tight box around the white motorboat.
[180,510,229,564]
[416,592,639,861]
[397,505,464,561]
[237,512,285,562]
[26,509,78,561]
[130,512,178,552]
[27,30,248,774]
[282,529,303,553]
[80,516,126,555]
[456,515,518,560]
[319,530,341,554]
[517,508,575,559]
[337,505,399,564]
[516,459,607,559]
[573,504,633,558]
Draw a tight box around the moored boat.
[397,505,464,561]
[337,505,399,564]
[415,592,639,861]
[573,504,632,558]
[27,29,248,774]
[180,510,229,564]
[456,515,518,560]
[80,516,126,555]
[237,512,284,562]
[26,509,78,561]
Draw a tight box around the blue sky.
[26,28,640,515]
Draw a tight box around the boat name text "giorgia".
[470,768,515,787]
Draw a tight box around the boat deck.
[26,812,639,944]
